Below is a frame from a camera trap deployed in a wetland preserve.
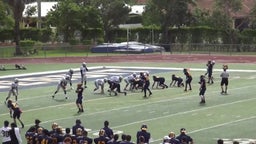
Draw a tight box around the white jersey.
[80,66,88,75]
[10,82,18,90]
[109,76,121,84]
[66,71,73,79]
[58,77,67,86]
[13,127,22,144]
[220,71,229,78]
[95,79,105,86]
[124,74,135,83]
[0,126,11,142]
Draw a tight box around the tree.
[191,8,211,27]
[90,0,131,42]
[46,0,102,42]
[142,0,196,44]
[0,1,14,29]
[211,0,242,44]
[5,0,26,55]
[248,3,256,29]
[46,0,83,42]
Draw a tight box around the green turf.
[0,62,256,144]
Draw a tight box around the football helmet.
[65,75,70,80]
[14,78,19,83]
[104,78,108,83]
[82,62,86,67]
[69,68,74,74]
[119,76,123,81]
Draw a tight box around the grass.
[0,62,256,144]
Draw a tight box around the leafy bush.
[20,39,37,55]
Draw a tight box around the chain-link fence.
[1,43,256,58]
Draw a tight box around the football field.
[1,64,256,144]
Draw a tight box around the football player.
[5,78,19,103]
[107,75,127,96]
[7,99,24,128]
[152,75,168,89]
[183,68,193,91]
[205,60,215,84]
[25,127,37,144]
[170,74,184,87]
[0,65,5,71]
[80,62,89,88]
[66,68,74,89]
[76,83,84,113]
[141,72,152,98]
[123,73,136,91]
[199,75,206,104]
[0,120,11,143]
[94,78,108,94]
[15,64,26,70]
[52,76,69,99]
[131,74,144,91]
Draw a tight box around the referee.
[220,65,229,94]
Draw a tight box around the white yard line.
[150,116,256,143]
[1,66,255,79]
[1,85,255,131]
[1,66,255,140]
[0,66,103,79]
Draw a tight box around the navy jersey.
[176,134,193,144]
[136,130,150,144]
[200,78,206,89]
[72,125,85,135]
[184,72,192,79]
[25,131,36,144]
[51,132,64,144]
[76,87,84,98]
[103,127,114,139]
[94,136,109,144]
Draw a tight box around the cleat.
[114,92,117,96]
[149,92,152,96]
[124,92,127,96]
[65,97,69,99]
[84,86,87,88]
[21,123,24,128]
[52,95,55,99]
